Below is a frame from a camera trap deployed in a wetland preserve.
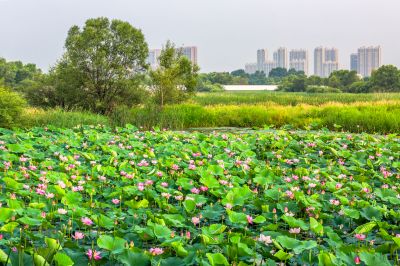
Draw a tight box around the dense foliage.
[0,58,42,89]
[278,67,400,93]
[0,87,26,128]
[0,126,399,265]
[198,68,304,87]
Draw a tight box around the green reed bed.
[127,102,400,133]
[193,92,400,106]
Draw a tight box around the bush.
[306,86,341,93]
[0,87,26,128]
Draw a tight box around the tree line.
[278,66,400,93]
[198,66,400,93]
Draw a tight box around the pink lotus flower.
[225,203,233,210]
[174,195,183,201]
[57,208,67,215]
[289,228,301,234]
[335,183,342,189]
[355,234,366,241]
[36,188,46,195]
[354,256,361,264]
[200,186,208,192]
[149,247,164,256]
[156,171,163,177]
[172,164,179,170]
[72,231,84,240]
[192,217,200,225]
[246,215,253,224]
[329,199,340,206]
[161,182,168,187]
[145,180,154,186]
[0,234,3,240]
[190,187,200,194]
[161,192,171,199]
[41,212,46,218]
[86,249,101,260]
[112,198,120,205]
[137,183,145,191]
[362,187,370,193]
[258,234,273,245]
[186,231,191,239]
[58,181,66,189]
[81,217,93,226]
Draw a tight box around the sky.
[0,0,399,73]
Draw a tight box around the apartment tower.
[314,47,339,77]
[357,46,381,77]
[273,47,288,69]
[289,49,309,75]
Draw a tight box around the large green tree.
[149,41,199,107]
[55,17,149,113]
[328,70,360,89]
[268,67,288,78]
[370,65,400,92]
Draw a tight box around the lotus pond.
[0,125,399,265]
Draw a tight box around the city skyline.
[0,0,399,72]
[245,46,382,77]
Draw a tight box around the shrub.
[306,86,341,93]
[0,87,26,128]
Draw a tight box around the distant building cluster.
[245,47,290,76]
[314,47,339,78]
[147,46,198,69]
[245,46,381,77]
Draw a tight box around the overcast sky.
[0,0,399,73]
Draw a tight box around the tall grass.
[15,98,400,134]
[20,108,110,128]
[123,101,400,133]
[193,91,400,106]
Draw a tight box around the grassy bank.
[15,99,400,134]
[193,91,400,106]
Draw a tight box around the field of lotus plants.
[0,125,399,265]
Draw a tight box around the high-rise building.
[323,62,339,78]
[262,62,277,76]
[350,53,358,72]
[180,46,198,65]
[273,47,288,69]
[314,47,324,77]
[325,48,339,62]
[313,47,339,77]
[245,63,257,74]
[148,46,198,69]
[289,49,309,75]
[147,49,162,69]
[257,49,268,71]
[357,46,381,77]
